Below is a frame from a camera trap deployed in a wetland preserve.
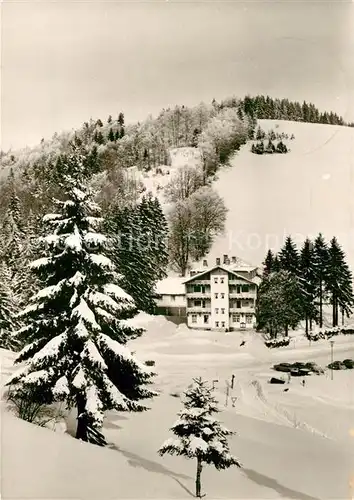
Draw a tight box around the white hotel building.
[155,255,260,331]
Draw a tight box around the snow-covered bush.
[158,377,240,498]
[265,337,290,348]
[6,385,64,427]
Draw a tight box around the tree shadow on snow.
[108,444,194,497]
[242,468,320,500]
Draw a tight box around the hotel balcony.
[187,279,210,285]
[229,307,256,314]
[229,292,257,300]
[187,307,212,313]
[186,292,211,299]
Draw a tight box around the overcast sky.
[1,0,353,151]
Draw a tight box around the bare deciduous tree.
[168,187,227,275]
[164,165,205,203]
[189,187,228,261]
[168,199,193,276]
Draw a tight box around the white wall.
[230,312,255,330]
[210,268,229,329]
[156,294,186,308]
[187,312,211,329]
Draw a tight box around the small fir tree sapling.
[158,378,241,498]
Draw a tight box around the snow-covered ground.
[2,314,354,499]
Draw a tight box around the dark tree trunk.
[76,394,88,442]
[305,315,309,336]
[310,317,313,331]
[342,307,345,326]
[284,324,289,337]
[195,456,203,498]
[319,280,323,328]
[332,294,336,327]
[202,156,207,186]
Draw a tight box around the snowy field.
[2,313,354,499]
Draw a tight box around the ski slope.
[211,120,354,269]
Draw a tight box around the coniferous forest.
[257,235,354,339]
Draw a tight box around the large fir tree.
[278,236,299,275]
[7,145,155,445]
[138,194,169,282]
[313,233,329,328]
[105,194,168,313]
[0,262,20,351]
[326,237,354,327]
[299,238,317,334]
[159,378,240,498]
[256,270,304,337]
[263,249,275,276]
[1,169,25,270]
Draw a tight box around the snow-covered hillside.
[211,120,354,269]
[130,120,354,272]
[2,314,354,499]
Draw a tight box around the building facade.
[184,255,259,331]
[154,277,187,317]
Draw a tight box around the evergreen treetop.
[159,377,240,470]
[278,236,299,275]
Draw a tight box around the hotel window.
[171,295,176,302]
[237,300,241,309]
[246,314,252,324]
[192,315,197,324]
[220,278,224,284]
[215,308,219,314]
[215,293,218,299]
[204,315,209,324]
[221,308,225,314]
[221,321,225,328]
[242,285,249,292]
[214,277,218,284]
[194,300,201,307]
[221,293,225,299]
[215,321,219,327]
[232,314,240,323]
[244,300,249,307]
[194,285,201,292]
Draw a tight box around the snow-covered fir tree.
[262,249,275,276]
[0,169,25,271]
[158,377,240,498]
[278,236,299,275]
[7,145,156,445]
[105,193,168,314]
[299,238,317,334]
[313,233,329,328]
[256,270,304,337]
[326,237,354,327]
[138,193,168,282]
[0,262,20,351]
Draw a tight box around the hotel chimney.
[231,256,237,264]
[223,254,228,264]
[216,257,221,266]
[203,259,208,267]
